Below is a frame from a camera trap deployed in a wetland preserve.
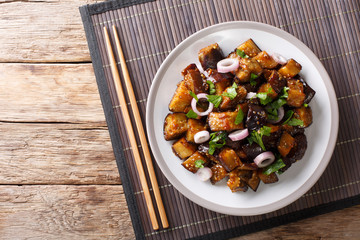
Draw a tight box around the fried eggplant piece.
[198,143,220,163]
[287,79,306,107]
[214,79,232,95]
[262,124,281,149]
[207,69,234,82]
[278,59,302,78]
[208,112,244,131]
[287,133,307,161]
[263,69,286,94]
[210,164,228,184]
[237,157,258,170]
[277,132,296,157]
[218,147,241,172]
[206,69,233,95]
[169,80,193,112]
[183,65,208,94]
[186,119,207,143]
[237,103,249,116]
[253,51,278,69]
[182,151,209,173]
[293,106,313,127]
[257,169,279,184]
[164,113,188,141]
[198,43,224,70]
[235,58,263,83]
[181,63,197,76]
[245,170,261,191]
[246,104,267,131]
[281,124,305,136]
[258,82,278,100]
[241,74,264,92]
[300,78,316,104]
[227,169,251,192]
[236,39,261,58]
[219,84,247,110]
[172,137,197,160]
[242,143,263,160]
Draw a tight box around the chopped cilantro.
[287,118,304,127]
[236,49,249,58]
[282,110,304,126]
[250,73,258,86]
[234,107,244,125]
[189,91,198,101]
[282,110,294,125]
[186,109,198,119]
[208,131,227,155]
[195,160,205,168]
[263,158,286,175]
[280,86,289,99]
[266,98,287,120]
[256,87,274,105]
[206,80,216,94]
[206,95,222,108]
[303,103,309,107]
[222,82,238,100]
[247,126,271,151]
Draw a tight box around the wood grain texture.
[0,63,106,123]
[0,0,103,62]
[0,185,135,240]
[233,205,360,240]
[0,185,359,240]
[0,122,121,184]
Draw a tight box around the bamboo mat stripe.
[80,0,360,239]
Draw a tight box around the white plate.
[146,21,339,216]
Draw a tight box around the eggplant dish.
[163,39,315,193]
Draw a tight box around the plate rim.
[146,21,339,216]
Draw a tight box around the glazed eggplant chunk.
[163,39,316,193]
[198,43,224,70]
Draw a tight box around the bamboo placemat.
[80,0,360,239]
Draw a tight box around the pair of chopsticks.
[103,25,168,230]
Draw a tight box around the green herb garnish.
[303,103,309,107]
[208,131,227,155]
[194,160,205,168]
[247,126,271,151]
[263,158,286,175]
[282,110,304,126]
[234,107,244,125]
[236,49,249,58]
[186,109,198,119]
[189,91,198,101]
[282,110,294,125]
[256,87,274,105]
[264,86,289,120]
[206,95,223,108]
[287,118,304,127]
[266,98,287,120]
[206,80,216,95]
[280,86,289,99]
[250,73,258,86]
[222,82,238,100]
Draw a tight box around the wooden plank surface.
[0,185,359,240]
[0,0,103,63]
[0,63,105,123]
[0,0,359,239]
[0,122,120,185]
[0,185,134,240]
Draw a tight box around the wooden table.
[0,1,359,239]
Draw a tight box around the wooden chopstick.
[111,25,169,229]
[103,26,160,230]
